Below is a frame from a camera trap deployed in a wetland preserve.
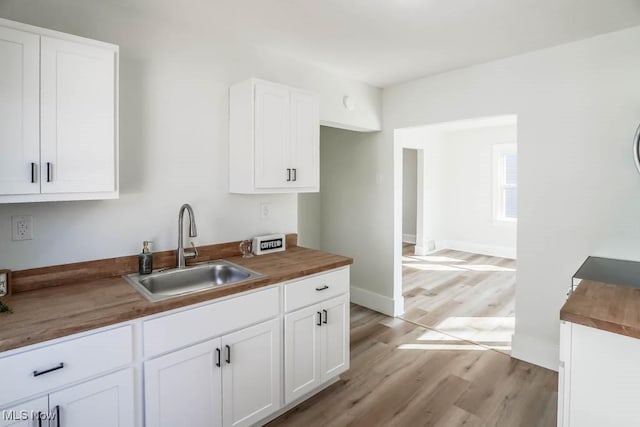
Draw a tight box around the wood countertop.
[0,245,352,353]
[560,279,640,339]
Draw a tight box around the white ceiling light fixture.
[343,95,355,111]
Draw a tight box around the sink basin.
[124,260,264,302]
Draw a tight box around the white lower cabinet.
[0,325,134,427]
[49,369,135,427]
[284,294,349,404]
[0,396,48,427]
[558,321,640,427]
[284,305,321,402]
[0,267,351,427]
[145,339,223,427]
[320,297,349,381]
[144,318,281,427]
[222,320,280,427]
[0,369,134,427]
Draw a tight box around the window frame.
[493,143,517,224]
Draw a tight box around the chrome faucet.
[177,203,198,269]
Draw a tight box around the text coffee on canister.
[252,234,286,255]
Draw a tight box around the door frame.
[392,114,518,317]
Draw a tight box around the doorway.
[394,115,517,353]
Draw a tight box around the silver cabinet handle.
[286,168,291,182]
[292,168,297,181]
[322,309,328,324]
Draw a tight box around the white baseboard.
[402,233,416,244]
[414,241,446,256]
[511,333,559,372]
[441,240,516,259]
[350,286,399,317]
[393,295,405,316]
[414,245,427,256]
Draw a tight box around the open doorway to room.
[394,115,517,354]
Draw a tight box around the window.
[493,144,517,222]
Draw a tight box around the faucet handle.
[185,241,199,259]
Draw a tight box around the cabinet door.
[254,82,289,189]
[568,323,640,426]
[48,369,134,427]
[288,90,319,190]
[284,305,322,404]
[0,26,40,195]
[0,396,49,427]
[320,295,349,381]
[557,320,571,427]
[221,319,281,427]
[144,339,222,427]
[40,36,116,194]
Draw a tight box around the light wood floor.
[401,246,516,353]
[268,304,557,426]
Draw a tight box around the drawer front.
[143,286,280,358]
[284,267,349,312]
[0,325,133,406]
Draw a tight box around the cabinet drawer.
[284,268,349,312]
[143,286,280,358]
[0,325,133,406]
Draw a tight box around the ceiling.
[97,0,640,87]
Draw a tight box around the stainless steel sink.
[124,260,264,302]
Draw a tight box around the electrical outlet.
[11,215,33,241]
[260,202,271,220]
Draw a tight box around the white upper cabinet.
[0,18,118,203]
[0,26,40,196]
[229,78,319,194]
[40,36,116,195]
[254,82,290,189]
[289,90,319,189]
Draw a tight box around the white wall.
[299,126,398,315]
[396,127,447,256]
[398,124,517,257]
[297,192,321,250]
[443,125,517,257]
[0,1,381,270]
[402,149,417,240]
[387,26,640,370]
